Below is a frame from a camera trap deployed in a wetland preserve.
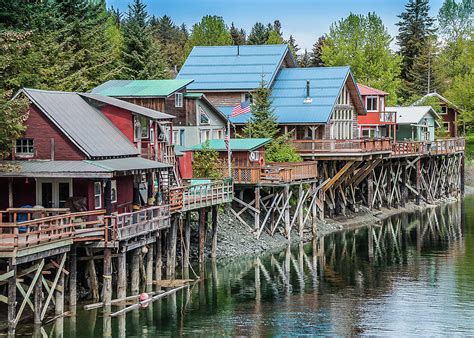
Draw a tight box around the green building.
[386,106,440,142]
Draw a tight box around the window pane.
[58,182,70,208]
[95,182,101,195]
[42,183,53,208]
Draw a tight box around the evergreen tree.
[152,15,187,70]
[273,20,283,37]
[230,22,246,45]
[322,12,402,104]
[267,30,285,44]
[310,35,326,67]
[248,22,269,44]
[407,36,439,97]
[184,15,232,57]
[242,77,301,162]
[396,0,436,99]
[122,0,169,79]
[298,49,311,67]
[438,0,473,41]
[287,34,299,60]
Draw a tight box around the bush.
[192,141,223,179]
[265,134,302,163]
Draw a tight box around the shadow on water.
[36,198,474,336]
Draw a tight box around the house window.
[111,180,117,204]
[440,106,448,115]
[175,92,183,108]
[172,129,184,146]
[444,122,450,132]
[16,138,34,156]
[199,107,210,125]
[244,92,253,103]
[134,115,149,141]
[200,129,211,143]
[215,129,224,139]
[366,96,378,112]
[94,182,102,209]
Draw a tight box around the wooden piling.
[103,248,112,309]
[8,260,17,335]
[167,218,178,279]
[199,209,207,265]
[146,244,154,289]
[117,250,127,300]
[367,172,374,210]
[155,233,162,287]
[183,212,191,278]
[254,187,260,232]
[416,159,421,205]
[131,249,140,295]
[401,161,408,206]
[85,248,99,301]
[298,184,304,237]
[284,185,291,241]
[55,262,64,316]
[312,183,318,237]
[69,245,77,312]
[34,269,42,325]
[211,206,218,259]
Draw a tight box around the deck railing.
[0,210,105,251]
[430,138,465,155]
[292,138,392,154]
[169,179,233,212]
[105,205,170,243]
[391,141,428,157]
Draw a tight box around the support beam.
[69,245,77,312]
[103,248,112,310]
[183,213,191,278]
[155,233,162,287]
[8,260,16,335]
[146,244,154,289]
[211,206,218,259]
[117,250,127,301]
[198,209,207,266]
[130,249,140,295]
[167,217,178,279]
[254,187,261,232]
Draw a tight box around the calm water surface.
[41,197,474,336]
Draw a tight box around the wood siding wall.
[204,92,243,107]
[17,104,85,160]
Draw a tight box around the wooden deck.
[292,138,392,157]
[229,161,318,185]
[169,179,234,213]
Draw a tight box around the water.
[41,197,474,336]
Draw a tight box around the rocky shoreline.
[197,189,471,261]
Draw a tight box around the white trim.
[94,181,102,209]
[36,178,73,208]
[365,96,379,112]
[111,180,117,204]
[175,92,183,108]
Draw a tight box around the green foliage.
[298,49,310,67]
[438,0,473,41]
[184,15,232,58]
[310,35,326,67]
[122,0,169,80]
[242,78,300,162]
[151,15,188,70]
[248,22,269,45]
[192,141,223,179]
[287,35,299,60]
[230,23,246,45]
[0,91,29,159]
[267,30,285,44]
[396,0,436,99]
[321,12,402,105]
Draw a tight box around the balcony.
[292,138,393,157]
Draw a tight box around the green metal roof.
[192,138,271,152]
[183,92,203,98]
[91,79,194,97]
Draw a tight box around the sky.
[106,0,445,51]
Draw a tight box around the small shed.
[387,106,440,142]
[192,138,272,167]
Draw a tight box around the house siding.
[17,104,85,161]
[204,92,243,107]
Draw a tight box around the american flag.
[224,134,230,151]
[230,100,251,117]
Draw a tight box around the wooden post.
[55,261,64,316]
[8,260,17,335]
[254,187,260,233]
[34,268,42,325]
[211,206,218,259]
[146,244,154,290]
[461,154,465,195]
[199,209,206,265]
[103,248,112,309]
[284,185,291,241]
[312,183,318,238]
[386,163,392,209]
[298,184,304,238]
[86,248,99,301]
[367,172,374,210]
[69,245,77,313]
[155,233,162,288]
[117,250,127,300]
[416,159,421,205]
[8,178,13,208]
[131,249,140,295]
[167,217,178,279]
[368,226,374,261]
[401,161,408,206]
[183,212,191,278]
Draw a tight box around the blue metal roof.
[227,67,354,124]
[177,45,293,91]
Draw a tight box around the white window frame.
[380,96,385,112]
[94,182,102,209]
[16,138,34,157]
[199,129,211,143]
[440,106,448,115]
[111,180,117,204]
[365,96,379,112]
[443,122,450,131]
[175,92,183,108]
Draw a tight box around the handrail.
[292,138,392,153]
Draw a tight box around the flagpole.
[227,118,232,178]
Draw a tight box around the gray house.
[387,106,440,142]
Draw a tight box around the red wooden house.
[0,88,174,214]
[357,84,396,139]
[413,93,459,137]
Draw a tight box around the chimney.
[304,80,312,104]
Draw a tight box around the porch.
[292,138,393,158]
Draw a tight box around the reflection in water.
[37,199,474,336]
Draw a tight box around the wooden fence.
[292,138,392,154]
[170,179,233,212]
[430,138,465,155]
[391,141,428,157]
[105,205,170,242]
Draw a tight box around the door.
[36,179,73,208]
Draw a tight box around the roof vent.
[237,45,240,56]
[303,80,312,104]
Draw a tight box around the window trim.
[440,106,448,115]
[175,92,183,108]
[94,182,102,209]
[16,138,34,157]
[365,96,379,112]
[200,110,210,125]
[111,180,117,204]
